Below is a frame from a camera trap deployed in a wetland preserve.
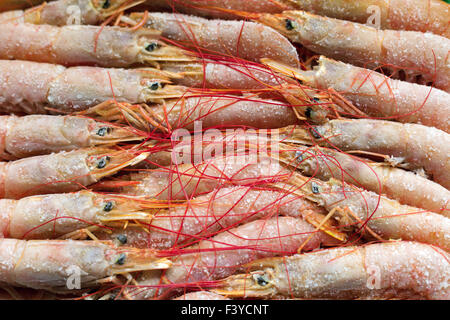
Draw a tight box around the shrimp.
[291,119,450,189]
[116,155,292,200]
[0,238,170,292]
[173,291,229,300]
[281,173,450,251]
[0,115,141,160]
[264,57,450,133]
[124,12,300,68]
[83,95,299,133]
[125,216,339,299]
[0,190,163,239]
[0,0,142,25]
[0,147,148,199]
[0,60,184,114]
[278,143,450,216]
[213,241,450,300]
[277,0,450,38]
[0,23,191,68]
[253,10,450,91]
[94,185,344,249]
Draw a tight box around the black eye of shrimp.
[102,0,110,9]
[116,253,126,265]
[97,156,110,169]
[305,107,313,119]
[103,201,114,212]
[255,274,269,287]
[145,42,159,52]
[285,19,295,30]
[310,127,322,139]
[295,150,304,162]
[311,182,321,194]
[149,82,160,90]
[116,234,127,245]
[96,127,111,136]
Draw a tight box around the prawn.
[0,147,148,199]
[0,114,141,160]
[250,10,450,91]
[0,59,184,114]
[280,173,450,251]
[264,57,450,133]
[290,119,450,189]
[124,216,339,299]
[94,185,344,249]
[0,23,191,68]
[279,143,450,216]
[0,238,171,292]
[213,241,450,300]
[124,12,300,68]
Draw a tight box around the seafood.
[0,147,147,199]
[126,216,339,299]
[94,185,343,249]
[83,95,299,132]
[291,119,450,189]
[125,12,300,68]
[117,155,292,200]
[0,238,170,292]
[278,143,450,216]
[264,57,450,133]
[0,23,191,68]
[275,0,450,38]
[0,0,141,25]
[0,115,141,160]
[254,11,450,91]
[0,59,183,114]
[214,241,450,299]
[282,174,450,251]
[0,190,159,239]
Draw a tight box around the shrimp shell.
[214,241,450,299]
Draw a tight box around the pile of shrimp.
[0,0,448,301]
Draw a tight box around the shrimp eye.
[145,42,160,52]
[295,150,303,162]
[149,82,161,91]
[310,127,322,139]
[97,127,111,136]
[97,156,110,169]
[255,274,269,287]
[285,19,295,30]
[116,234,127,245]
[305,107,313,118]
[116,253,126,265]
[103,201,114,212]
[102,0,110,9]
[311,182,321,194]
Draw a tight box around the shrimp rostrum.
[214,241,450,300]
[0,238,171,292]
